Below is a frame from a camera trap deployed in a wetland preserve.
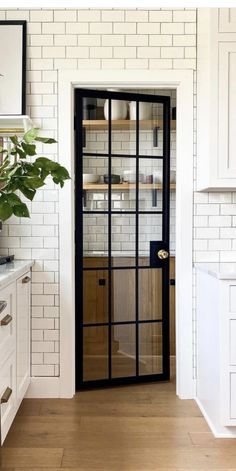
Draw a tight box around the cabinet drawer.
[0,282,16,362]
[0,351,16,444]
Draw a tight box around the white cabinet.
[197,8,236,190]
[0,352,16,443]
[0,266,31,444]
[196,266,236,437]
[16,272,31,409]
[0,283,16,364]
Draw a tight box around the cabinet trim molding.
[197,8,236,191]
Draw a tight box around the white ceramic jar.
[104,90,127,120]
[129,101,152,120]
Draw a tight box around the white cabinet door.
[197,8,236,190]
[0,282,16,363]
[0,351,16,444]
[16,272,31,407]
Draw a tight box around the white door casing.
[58,69,194,400]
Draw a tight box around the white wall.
[0,7,199,379]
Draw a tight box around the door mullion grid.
[108,98,112,380]
[75,95,84,387]
[162,98,171,379]
[75,89,171,389]
[135,100,139,377]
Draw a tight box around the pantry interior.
[77,88,176,386]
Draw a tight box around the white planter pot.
[129,101,152,120]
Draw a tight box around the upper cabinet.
[197,8,236,191]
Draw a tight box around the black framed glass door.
[75,88,170,389]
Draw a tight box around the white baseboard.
[195,397,236,438]
[26,377,60,398]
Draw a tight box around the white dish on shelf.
[83,174,99,184]
[123,170,144,183]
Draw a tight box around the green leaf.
[52,176,64,188]
[22,162,40,176]
[13,203,30,218]
[23,128,39,144]
[15,146,27,159]
[40,169,49,181]
[5,193,22,207]
[24,177,45,190]
[35,136,57,144]
[19,185,36,201]
[7,164,21,178]
[21,142,36,156]
[35,157,59,172]
[10,136,19,146]
[52,166,70,180]
[0,197,13,221]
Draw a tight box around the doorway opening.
[74,88,176,390]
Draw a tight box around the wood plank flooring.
[1,377,236,470]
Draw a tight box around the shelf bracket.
[152,189,157,207]
[83,189,87,208]
[153,126,160,148]
[83,126,86,148]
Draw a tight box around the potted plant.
[0,127,70,223]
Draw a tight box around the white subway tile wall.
[0,7,224,380]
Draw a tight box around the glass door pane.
[76,88,170,388]
[82,96,108,155]
[111,98,136,155]
[138,101,164,157]
[112,325,136,378]
[83,326,109,381]
[139,323,163,375]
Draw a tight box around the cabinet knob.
[0,314,12,326]
[99,279,106,286]
[1,387,12,404]
[22,276,31,284]
[0,300,7,314]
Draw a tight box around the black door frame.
[75,88,170,390]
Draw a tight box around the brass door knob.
[157,249,169,260]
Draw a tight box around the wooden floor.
[1,376,236,470]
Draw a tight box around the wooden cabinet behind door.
[83,257,175,355]
[83,258,108,354]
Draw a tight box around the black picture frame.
[0,20,26,115]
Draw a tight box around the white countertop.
[0,260,34,289]
[196,263,236,280]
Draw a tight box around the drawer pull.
[0,314,12,326]
[1,387,12,404]
[22,276,31,284]
[0,300,7,314]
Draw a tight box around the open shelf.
[83,183,176,191]
[83,119,176,131]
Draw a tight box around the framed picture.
[0,21,26,115]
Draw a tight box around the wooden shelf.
[83,183,176,191]
[83,119,176,131]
